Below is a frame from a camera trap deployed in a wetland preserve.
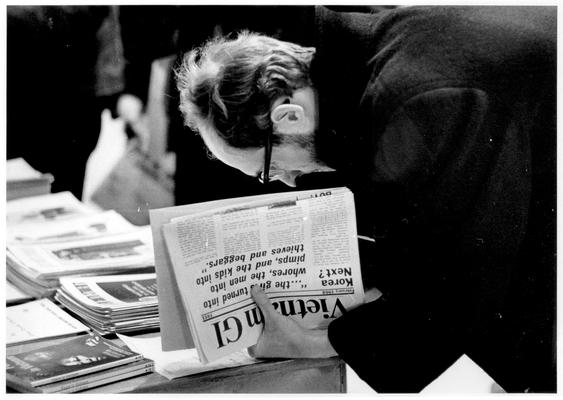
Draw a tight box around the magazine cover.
[6,333,142,386]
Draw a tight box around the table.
[84,357,346,393]
[7,335,346,393]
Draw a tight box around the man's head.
[176,31,333,187]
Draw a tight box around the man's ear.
[271,104,308,135]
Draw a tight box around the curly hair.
[176,31,315,148]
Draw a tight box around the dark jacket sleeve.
[328,87,533,392]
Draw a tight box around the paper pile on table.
[7,229,154,298]
[55,273,159,335]
[6,333,153,393]
[6,192,155,298]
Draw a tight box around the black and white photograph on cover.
[5,3,556,395]
[97,278,158,303]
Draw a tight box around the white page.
[6,158,42,180]
[117,333,260,380]
[6,299,90,345]
[7,210,136,244]
[7,191,97,226]
[6,282,33,305]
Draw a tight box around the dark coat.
[303,6,556,393]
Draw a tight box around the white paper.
[6,158,42,180]
[117,334,260,380]
[6,282,33,305]
[7,191,98,226]
[422,354,498,393]
[7,210,136,244]
[6,299,90,345]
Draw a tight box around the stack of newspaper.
[151,187,366,363]
[6,192,155,298]
[55,274,159,335]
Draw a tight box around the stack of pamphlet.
[7,229,154,298]
[6,333,153,393]
[150,187,366,363]
[7,158,54,201]
[55,273,159,334]
[6,192,155,298]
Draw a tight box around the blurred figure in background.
[7,6,123,199]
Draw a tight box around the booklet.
[6,333,143,387]
[151,187,365,363]
[18,359,154,393]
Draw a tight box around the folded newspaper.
[151,187,365,363]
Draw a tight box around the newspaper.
[7,210,136,244]
[6,191,97,227]
[160,187,364,363]
[7,228,155,280]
